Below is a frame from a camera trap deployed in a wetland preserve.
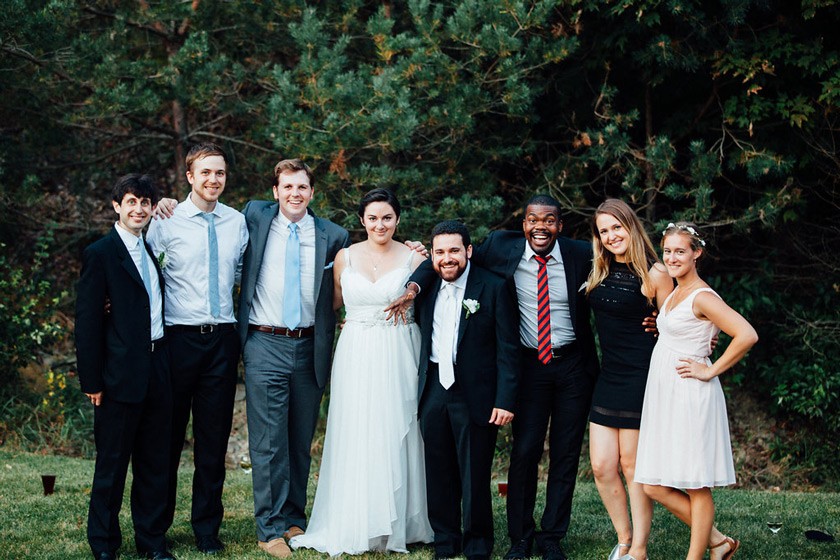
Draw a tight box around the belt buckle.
[200,324,214,335]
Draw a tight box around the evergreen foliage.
[1,0,838,482]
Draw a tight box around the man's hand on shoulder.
[404,240,428,258]
[153,198,179,219]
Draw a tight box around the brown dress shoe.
[283,526,305,541]
[258,538,292,558]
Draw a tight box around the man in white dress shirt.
[146,143,248,555]
[236,159,350,558]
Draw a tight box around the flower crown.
[663,223,706,246]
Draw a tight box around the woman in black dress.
[585,199,673,560]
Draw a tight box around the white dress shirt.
[114,222,164,340]
[431,262,470,365]
[514,240,575,348]
[146,193,249,326]
[249,212,317,328]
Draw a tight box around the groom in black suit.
[416,220,520,560]
[75,174,174,560]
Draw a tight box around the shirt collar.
[114,221,143,248]
[182,192,221,218]
[277,210,314,230]
[524,239,562,263]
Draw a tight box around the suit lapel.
[505,238,525,279]
[251,203,278,277]
[457,270,484,349]
[110,227,145,290]
[313,216,328,301]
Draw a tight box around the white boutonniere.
[462,299,480,318]
[157,251,169,269]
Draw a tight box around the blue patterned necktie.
[201,213,221,319]
[139,237,154,298]
[283,222,301,329]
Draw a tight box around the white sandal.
[608,543,631,560]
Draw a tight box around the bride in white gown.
[291,188,433,556]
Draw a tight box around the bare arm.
[676,292,758,381]
[332,248,346,311]
[642,263,674,333]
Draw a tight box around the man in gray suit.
[237,159,350,558]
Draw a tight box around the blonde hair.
[586,199,660,305]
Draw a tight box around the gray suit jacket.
[237,201,350,388]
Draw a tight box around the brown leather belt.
[249,324,314,338]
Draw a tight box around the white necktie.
[438,283,457,390]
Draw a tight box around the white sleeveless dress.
[634,287,736,489]
[291,247,433,556]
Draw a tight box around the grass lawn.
[1,450,838,560]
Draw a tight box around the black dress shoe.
[505,538,533,559]
[142,551,176,560]
[196,534,224,554]
[541,541,567,560]
[466,556,490,560]
[93,552,117,560]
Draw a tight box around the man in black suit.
[236,159,350,558]
[415,220,520,560]
[75,174,175,560]
[391,195,598,560]
[470,195,598,560]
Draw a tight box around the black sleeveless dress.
[589,261,658,429]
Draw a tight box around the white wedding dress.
[291,247,433,556]
[635,288,736,489]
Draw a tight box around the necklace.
[366,243,388,272]
[666,279,704,313]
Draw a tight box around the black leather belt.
[169,323,236,334]
[249,325,314,338]
[524,341,579,360]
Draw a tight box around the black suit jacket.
[412,232,599,380]
[416,264,520,425]
[75,226,166,403]
[237,202,350,388]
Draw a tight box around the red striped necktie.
[534,254,552,364]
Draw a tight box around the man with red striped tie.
[468,195,599,560]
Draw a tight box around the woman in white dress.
[291,188,433,556]
[634,222,758,560]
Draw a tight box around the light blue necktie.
[139,237,154,298]
[283,222,301,329]
[201,213,221,319]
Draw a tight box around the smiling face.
[273,169,313,222]
[595,212,629,262]
[523,204,562,255]
[187,154,227,212]
[113,192,154,236]
[432,233,472,282]
[361,201,399,245]
[662,232,702,280]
